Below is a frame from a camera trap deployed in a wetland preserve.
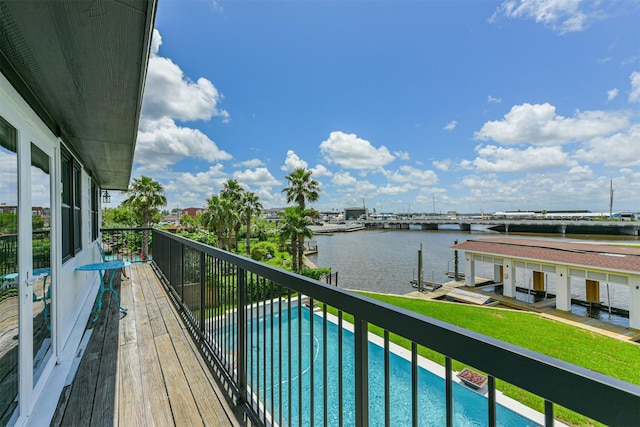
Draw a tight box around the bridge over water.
[362,219,640,236]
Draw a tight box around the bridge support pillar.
[503,260,516,298]
[555,266,571,311]
[464,256,475,287]
[630,275,640,330]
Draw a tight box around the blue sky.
[126,0,640,215]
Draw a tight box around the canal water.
[306,229,638,323]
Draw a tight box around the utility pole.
[609,180,614,220]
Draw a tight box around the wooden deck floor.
[51,263,248,426]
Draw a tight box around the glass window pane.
[0,116,19,422]
[31,143,52,386]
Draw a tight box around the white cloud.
[232,167,281,188]
[164,164,228,196]
[281,150,308,172]
[394,151,410,161]
[235,158,265,168]
[443,120,457,131]
[136,117,232,167]
[574,124,640,167]
[135,29,232,169]
[455,168,635,213]
[386,165,438,185]
[377,184,416,196]
[606,88,619,101]
[469,144,575,173]
[474,103,629,145]
[310,164,332,178]
[629,71,640,103]
[332,171,358,186]
[433,160,452,171]
[490,0,591,34]
[320,131,395,169]
[142,30,230,123]
[487,95,502,103]
[0,150,18,205]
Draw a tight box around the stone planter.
[457,367,488,389]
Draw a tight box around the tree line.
[103,167,323,274]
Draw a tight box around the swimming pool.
[224,304,540,426]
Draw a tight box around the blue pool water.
[226,306,540,426]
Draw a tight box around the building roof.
[0,0,157,189]
[451,238,640,274]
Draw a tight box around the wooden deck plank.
[116,270,145,427]
[58,293,112,426]
[155,333,205,427]
[90,302,120,427]
[155,297,234,425]
[117,342,145,427]
[138,265,168,338]
[119,273,137,347]
[53,263,243,427]
[133,266,174,426]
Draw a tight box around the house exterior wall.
[1,70,100,425]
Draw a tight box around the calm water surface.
[306,229,638,311]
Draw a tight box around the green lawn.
[333,292,640,426]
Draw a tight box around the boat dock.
[309,223,365,234]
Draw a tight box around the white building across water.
[452,238,640,330]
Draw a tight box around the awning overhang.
[0,0,158,189]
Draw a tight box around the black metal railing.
[149,228,640,427]
[101,227,153,263]
[1,230,50,279]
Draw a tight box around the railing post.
[445,357,453,427]
[237,267,247,403]
[199,251,205,334]
[545,400,554,426]
[488,375,496,427]
[355,316,369,427]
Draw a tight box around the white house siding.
[1,71,99,425]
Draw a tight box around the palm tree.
[279,206,312,272]
[282,167,320,210]
[122,175,167,260]
[202,195,232,248]
[282,168,320,269]
[221,179,244,204]
[243,191,262,254]
[229,208,243,252]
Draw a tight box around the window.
[91,181,99,241]
[61,147,81,261]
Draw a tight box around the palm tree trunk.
[141,211,150,260]
[298,235,305,272]
[246,216,251,255]
[291,235,298,272]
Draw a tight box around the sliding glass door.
[30,142,52,387]
[0,116,19,425]
[0,114,56,424]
